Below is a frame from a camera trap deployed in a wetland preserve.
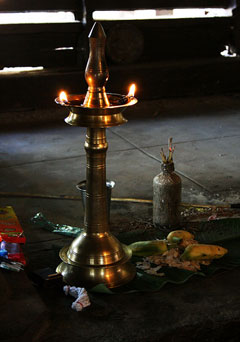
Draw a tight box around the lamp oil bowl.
[55,22,137,288]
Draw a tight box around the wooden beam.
[0,22,83,35]
[0,23,85,68]
[102,16,232,30]
[0,50,79,68]
[0,0,84,12]
[0,0,234,13]
[0,18,231,68]
[232,5,240,53]
[86,0,233,11]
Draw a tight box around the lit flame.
[127,84,136,97]
[59,91,68,103]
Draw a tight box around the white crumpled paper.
[64,285,91,312]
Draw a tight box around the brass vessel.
[55,22,137,288]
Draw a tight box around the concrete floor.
[1,94,240,205]
[1,94,240,342]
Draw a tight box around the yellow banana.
[128,240,168,257]
[181,244,228,261]
[167,230,194,243]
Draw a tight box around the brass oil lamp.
[55,22,137,288]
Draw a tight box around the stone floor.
[1,94,240,341]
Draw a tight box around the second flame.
[59,91,68,103]
[128,84,136,97]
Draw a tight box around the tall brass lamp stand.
[55,22,137,288]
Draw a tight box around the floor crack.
[111,130,212,193]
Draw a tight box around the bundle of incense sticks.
[160,137,175,163]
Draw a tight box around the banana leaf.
[91,218,240,294]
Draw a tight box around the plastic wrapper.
[31,212,82,237]
[0,260,24,272]
[1,240,26,265]
[64,285,91,311]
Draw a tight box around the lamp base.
[56,245,136,288]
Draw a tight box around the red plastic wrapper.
[0,234,26,244]
[7,252,26,265]
[0,206,26,265]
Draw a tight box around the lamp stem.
[84,127,109,234]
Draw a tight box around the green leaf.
[91,218,240,294]
[196,218,240,244]
[90,284,114,294]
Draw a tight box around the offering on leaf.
[128,240,168,257]
[181,244,228,261]
[130,230,228,275]
[167,230,195,244]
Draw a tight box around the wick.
[124,94,134,101]
[62,100,70,105]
